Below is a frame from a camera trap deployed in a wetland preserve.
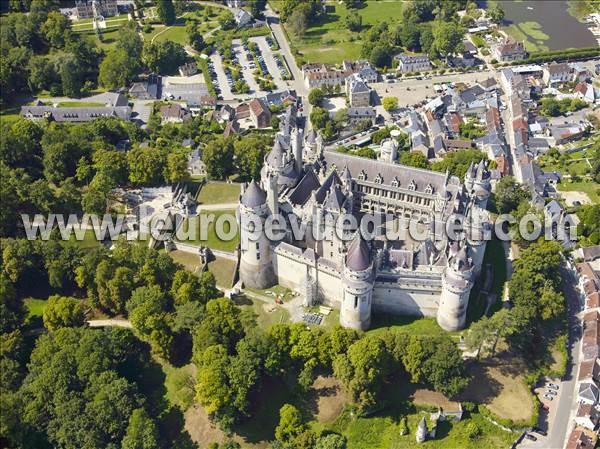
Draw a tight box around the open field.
[504,21,550,53]
[197,182,240,205]
[234,294,290,328]
[57,101,105,107]
[283,1,403,64]
[177,209,239,252]
[367,315,456,338]
[160,361,197,411]
[558,179,600,203]
[459,358,534,424]
[207,256,237,288]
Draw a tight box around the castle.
[237,106,492,331]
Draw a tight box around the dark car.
[533,428,547,436]
[525,434,537,441]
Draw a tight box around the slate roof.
[323,150,447,195]
[21,105,131,122]
[346,234,371,271]
[241,181,266,208]
[287,169,320,206]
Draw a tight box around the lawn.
[558,179,600,203]
[177,209,239,252]
[284,1,404,64]
[367,315,458,338]
[80,28,122,50]
[160,361,197,411]
[504,21,550,53]
[57,101,105,107]
[197,182,241,205]
[66,228,102,250]
[207,256,237,288]
[234,294,290,328]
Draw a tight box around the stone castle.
[237,106,492,331]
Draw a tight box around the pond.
[480,0,598,52]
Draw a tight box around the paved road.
[518,265,582,449]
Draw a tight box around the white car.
[543,394,554,401]
[547,383,559,390]
[545,390,557,396]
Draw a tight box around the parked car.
[543,394,554,401]
[533,428,547,436]
[547,383,559,390]
[545,390,557,396]
[525,434,537,442]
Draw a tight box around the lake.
[480,0,598,51]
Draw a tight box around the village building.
[395,53,431,73]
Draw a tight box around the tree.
[399,151,429,169]
[369,45,391,68]
[431,20,465,58]
[193,298,244,357]
[315,434,347,449]
[382,96,398,111]
[127,146,167,185]
[333,336,390,411]
[43,295,85,331]
[465,309,514,358]
[127,284,174,358]
[487,5,504,24]
[99,48,140,89]
[142,40,186,74]
[233,136,271,180]
[202,136,235,179]
[0,274,26,333]
[310,107,330,130]
[275,404,305,445]
[288,8,308,38]
[156,0,176,25]
[165,149,190,183]
[187,22,205,52]
[121,408,159,449]
[430,149,487,180]
[41,11,70,48]
[218,10,235,30]
[345,10,362,32]
[308,88,325,106]
[494,176,530,214]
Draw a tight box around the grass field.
[367,315,456,338]
[207,256,237,288]
[66,228,102,250]
[57,101,104,107]
[178,209,239,252]
[161,361,197,410]
[197,182,241,205]
[558,179,600,203]
[234,294,290,328]
[504,21,550,53]
[284,1,403,64]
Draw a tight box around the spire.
[345,233,371,272]
[240,181,267,208]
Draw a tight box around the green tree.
[202,136,235,179]
[275,404,305,445]
[187,22,205,52]
[142,40,186,74]
[43,295,85,331]
[165,148,190,183]
[382,96,398,111]
[156,0,176,25]
[494,176,530,214]
[288,8,308,37]
[233,136,272,180]
[41,11,70,48]
[193,298,244,357]
[399,151,429,168]
[0,273,26,333]
[128,146,167,185]
[345,10,362,32]
[431,149,487,180]
[369,45,391,68]
[308,88,325,106]
[121,408,159,449]
[487,5,504,24]
[99,48,140,89]
[315,434,347,449]
[310,107,330,130]
[431,20,465,58]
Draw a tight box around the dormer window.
[408,180,416,191]
[374,174,382,184]
[425,184,433,194]
[391,177,399,188]
[358,170,366,181]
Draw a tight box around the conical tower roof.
[346,233,371,271]
[240,181,267,208]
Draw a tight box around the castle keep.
[238,106,492,331]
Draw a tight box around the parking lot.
[517,379,561,448]
[205,35,293,101]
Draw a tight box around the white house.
[543,63,572,86]
[395,53,431,73]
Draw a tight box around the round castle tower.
[238,181,276,289]
[464,160,491,207]
[340,234,374,330]
[436,242,474,331]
